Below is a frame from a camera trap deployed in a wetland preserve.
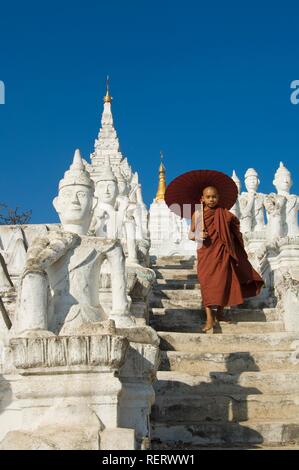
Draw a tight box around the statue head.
[273,162,292,195]
[53,149,95,235]
[231,170,241,195]
[96,156,118,206]
[114,166,129,197]
[244,168,259,193]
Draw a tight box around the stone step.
[213,321,284,334]
[151,420,299,447]
[150,307,204,324]
[150,289,202,303]
[150,300,281,322]
[154,269,197,280]
[155,370,299,395]
[151,314,284,334]
[151,258,197,269]
[159,350,299,374]
[150,297,280,319]
[151,256,196,268]
[155,279,200,289]
[158,331,298,353]
[152,393,299,423]
[227,308,281,322]
[152,262,196,270]
[149,297,202,309]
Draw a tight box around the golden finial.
[103,75,112,103]
[155,151,166,202]
[159,150,165,172]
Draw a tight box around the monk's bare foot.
[202,321,214,333]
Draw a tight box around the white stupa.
[148,155,195,257]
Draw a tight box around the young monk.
[190,186,264,332]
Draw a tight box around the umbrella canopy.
[165,169,238,217]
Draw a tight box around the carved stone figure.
[93,156,119,238]
[14,149,134,338]
[273,162,299,237]
[264,193,286,239]
[115,166,130,239]
[239,168,265,233]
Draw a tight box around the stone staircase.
[149,255,299,449]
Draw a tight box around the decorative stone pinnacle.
[159,150,165,172]
[232,169,240,184]
[103,75,112,103]
[155,152,166,202]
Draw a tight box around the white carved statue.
[14,149,134,338]
[121,158,133,185]
[264,162,299,239]
[264,192,286,239]
[273,162,299,237]
[128,173,150,263]
[136,182,149,238]
[128,173,144,237]
[93,157,119,239]
[93,158,139,264]
[239,168,265,233]
[114,166,129,239]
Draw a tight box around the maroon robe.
[197,207,264,307]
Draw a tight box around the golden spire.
[103,75,112,103]
[155,151,166,202]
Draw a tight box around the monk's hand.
[200,230,208,240]
[188,231,195,241]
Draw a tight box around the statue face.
[245,175,259,192]
[274,173,291,193]
[96,180,118,205]
[54,185,93,226]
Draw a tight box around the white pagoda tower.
[88,79,138,188]
[86,80,149,242]
[148,156,195,257]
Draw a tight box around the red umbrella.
[165,169,238,218]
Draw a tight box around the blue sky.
[0,0,299,223]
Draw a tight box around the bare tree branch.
[0,203,32,225]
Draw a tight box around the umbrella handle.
[201,203,204,232]
[194,205,206,240]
